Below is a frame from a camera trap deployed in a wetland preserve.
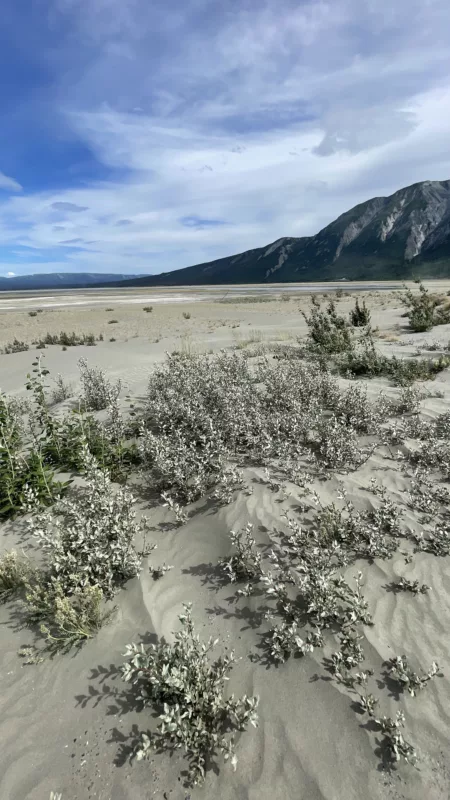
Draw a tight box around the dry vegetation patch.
[1,286,450,794]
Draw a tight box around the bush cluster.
[1,338,29,354]
[402,281,450,332]
[33,331,100,348]
[302,297,353,354]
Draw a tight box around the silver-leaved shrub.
[122,604,259,786]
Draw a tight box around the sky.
[1,0,450,277]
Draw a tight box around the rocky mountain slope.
[111,179,450,286]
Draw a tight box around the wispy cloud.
[0,0,449,274]
[0,172,22,192]
[180,216,228,229]
[51,201,89,212]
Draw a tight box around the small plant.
[24,578,111,655]
[2,338,29,354]
[330,627,365,681]
[108,319,118,324]
[393,577,430,595]
[359,693,378,716]
[316,414,372,470]
[50,374,73,404]
[303,297,353,354]
[26,447,144,599]
[1,387,65,519]
[143,306,153,313]
[349,298,371,327]
[122,604,259,785]
[265,621,323,664]
[213,465,244,503]
[182,311,191,319]
[161,491,188,524]
[0,550,34,601]
[149,562,174,580]
[401,282,450,332]
[337,331,450,385]
[219,524,262,585]
[78,357,122,411]
[395,385,421,414]
[386,655,440,697]
[414,524,450,556]
[372,710,416,765]
[29,310,38,317]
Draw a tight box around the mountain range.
[0,273,139,291]
[110,179,450,286]
[2,180,450,290]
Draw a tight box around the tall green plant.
[0,389,64,519]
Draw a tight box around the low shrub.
[1,390,66,518]
[143,306,153,313]
[0,550,34,602]
[2,338,29,354]
[386,655,440,697]
[336,333,450,385]
[33,332,98,348]
[24,578,110,655]
[122,604,259,785]
[26,446,144,599]
[50,374,73,404]
[214,296,271,304]
[402,282,450,332]
[349,298,371,327]
[371,710,417,765]
[303,297,354,354]
[78,358,122,410]
[24,360,136,482]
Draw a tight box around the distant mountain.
[3,181,450,291]
[0,273,141,291]
[103,179,450,287]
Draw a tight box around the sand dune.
[1,285,450,800]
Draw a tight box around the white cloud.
[6,272,16,277]
[1,0,450,273]
[0,172,22,192]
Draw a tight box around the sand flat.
[1,283,450,800]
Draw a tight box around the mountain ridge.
[2,179,450,290]
[98,179,450,287]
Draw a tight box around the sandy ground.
[1,283,450,800]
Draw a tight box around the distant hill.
[100,179,450,287]
[0,273,140,291]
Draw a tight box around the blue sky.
[1,0,450,276]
